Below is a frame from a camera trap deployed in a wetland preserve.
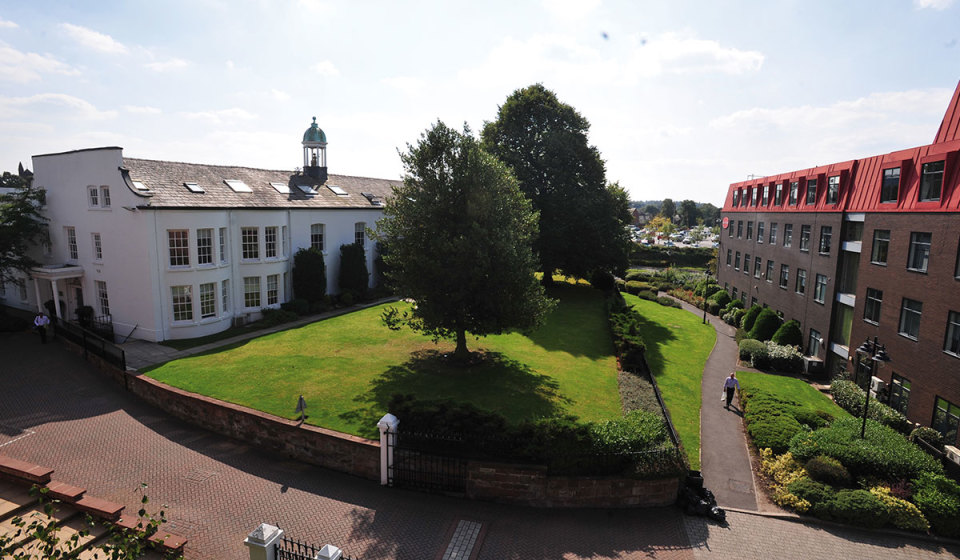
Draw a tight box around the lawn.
[144,284,621,439]
[623,294,716,469]
[736,371,852,420]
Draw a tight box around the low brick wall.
[126,374,380,480]
[467,461,680,507]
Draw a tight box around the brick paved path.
[2,332,958,559]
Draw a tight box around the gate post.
[244,523,283,560]
[377,413,398,486]
[316,544,343,560]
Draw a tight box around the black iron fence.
[54,319,125,371]
[384,428,467,494]
[275,535,360,560]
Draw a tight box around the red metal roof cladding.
[723,80,960,214]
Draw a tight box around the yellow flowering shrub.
[870,486,930,532]
[760,448,811,513]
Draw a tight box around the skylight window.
[132,181,149,191]
[297,185,318,196]
[362,192,384,206]
[184,182,205,193]
[224,179,252,193]
[270,182,291,194]
[327,185,348,196]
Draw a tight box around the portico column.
[51,279,62,319]
[33,277,43,312]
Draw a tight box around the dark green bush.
[281,298,311,316]
[339,291,355,306]
[789,417,943,480]
[615,278,627,292]
[793,409,830,429]
[787,477,833,507]
[805,455,852,486]
[292,247,327,303]
[656,296,682,308]
[624,269,652,282]
[749,308,783,342]
[338,243,369,300]
[609,308,647,372]
[738,339,769,368]
[625,280,655,295]
[913,472,960,537]
[702,284,721,299]
[772,319,803,347]
[724,308,745,328]
[830,380,911,434]
[708,290,732,308]
[259,308,299,327]
[590,269,616,292]
[590,410,668,453]
[741,305,763,332]
[747,414,803,454]
[823,489,889,528]
[722,298,744,313]
[910,426,944,450]
[706,301,722,315]
[636,290,658,301]
[309,298,331,314]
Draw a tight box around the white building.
[6,119,396,342]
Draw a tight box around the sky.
[1,0,959,206]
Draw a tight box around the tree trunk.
[541,268,556,287]
[453,328,470,363]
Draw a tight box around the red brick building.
[718,81,960,444]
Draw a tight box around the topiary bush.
[741,305,763,332]
[822,489,890,528]
[709,290,732,309]
[625,280,655,295]
[772,319,803,348]
[787,477,833,508]
[793,409,831,430]
[722,298,743,314]
[805,455,851,486]
[656,296,682,308]
[259,308,299,327]
[869,486,930,532]
[281,298,311,316]
[910,426,944,450]
[748,308,783,342]
[738,339,769,368]
[338,243,369,301]
[912,472,960,537]
[747,414,804,454]
[636,290,658,301]
[830,380,911,434]
[624,269,652,282]
[292,247,327,303]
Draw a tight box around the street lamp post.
[855,336,891,439]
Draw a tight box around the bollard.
[377,413,398,486]
[244,523,283,560]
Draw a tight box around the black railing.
[54,319,125,371]
[275,535,360,560]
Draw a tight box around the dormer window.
[826,176,839,205]
[920,161,944,202]
[806,179,817,205]
[361,192,384,206]
[881,168,900,203]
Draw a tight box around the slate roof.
[123,157,397,209]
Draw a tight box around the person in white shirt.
[34,312,51,344]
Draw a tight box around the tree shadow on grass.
[523,284,614,360]
[339,349,572,438]
[631,310,679,380]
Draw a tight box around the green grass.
[144,284,621,439]
[623,294,716,469]
[737,371,852,420]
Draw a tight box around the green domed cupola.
[303,117,327,144]
[302,116,328,180]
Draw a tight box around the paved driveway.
[1,332,958,559]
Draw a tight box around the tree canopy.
[678,199,699,228]
[0,171,47,288]
[660,198,676,221]
[374,121,554,362]
[481,84,631,282]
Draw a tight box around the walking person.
[723,372,739,409]
[34,311,51,344]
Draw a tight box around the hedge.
[830,380,911,434]
[748,308,783,342]
[913,472,960,537]
[609,307,647,372]
[708,290,732,308]
[741,305,762,332]
[772,320,803,347]
[742,393,806,453]
[738,339,769,368]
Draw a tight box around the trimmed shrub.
[721,298,743,314]
[793,409,830,429]
[741,305,763,332]
[281,298,311,316]
[822,489,889,528]
[787,477,833,508]
[772,319,803,348]
[738,339,769,368]
[636,290,658,301]
[723,308,745,327]
[708,290,731,308]
[748,308,782,341]
[656,296,682,308]
[590,410,668,453]
[870,486,930,532]
[913,472,960,537]
[615,278,627,292]
[702,284,721,299]
[759,449,810,512]
[805,455,851,486]
[910,426,944,450]
[609,308,647,372]
[590,269,616,292]
[706,301,722,315]
[747,414,803,455]
[625,280,655,295]
[789,417,943,481]
[624,269,652,282]
[765,341,804,373]
[292,247,327,303]
[830,380,911,434]
[338,243,369,300]
[259,307,299,327]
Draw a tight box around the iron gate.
[384,428,467,495]
[275,535,359,560]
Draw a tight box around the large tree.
[374,121,554,362]
[660,198,676,222]
[0,171,47,288]
[481,84,631,283]
[678,199,699,228]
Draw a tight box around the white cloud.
[0,44,79,83]
[913,0,955,9]
[144,58,188,72]
[226,60,235,70]
[641,32,764,76]
[270,89,290,101]
[123,105,161,114]
[381,76,424,96]
[312,60,339,77]
[0,93,117,120]
[542,0,601,21]
[181,107,257,124]
[58,23,128,54]
[0,18,18,28]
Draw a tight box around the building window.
[907,232,931,273]
[732,287,738,301]
[808,329,822,357]
[932,397,960,445]
[864,288,882,324]
[746,221,753,240]
[789,181,798,205]
[881,168,900,203]
[241,227,259,260]
[200,282,216,319]
[101,186,111,208]
[769,223,778,244]
[95,280,109,317]
[243,276,261,308]
[779,264,789,289]
[919,161,944,202]
[197,228,213,265]
[265,226,278,258]
[796,269,806,295]
[219,227,228,263]
[775,184,783,205]
[221,279,230,314]
[281,226,288,257]
[168,230,189,267]
[757,222,765,243]
[88,186,99,207]
[945,311,960,357]
[267,274,279,305]
[732,190,739,206]
[783,224,793,247]
[92,233,102,261]
[355,222,366,246]
[754,256,762,278]
[744,253,750,275]
[799,225,811,252]
[171,285,193,322]
[737,220,743,238]
[814,274,828,304]
[751,187,759,206]
[765,260,774,282]
[66,227,78,260]
[871,229,890,265]
[311,223,325,252]
[762,185,769,205]
[734,251,741,270]
[889,374,910,415]
[826,175,839,204]
[819,226,832,255]
[806,179,817,205]
[898,298,923,340]
[726,249,732,266]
